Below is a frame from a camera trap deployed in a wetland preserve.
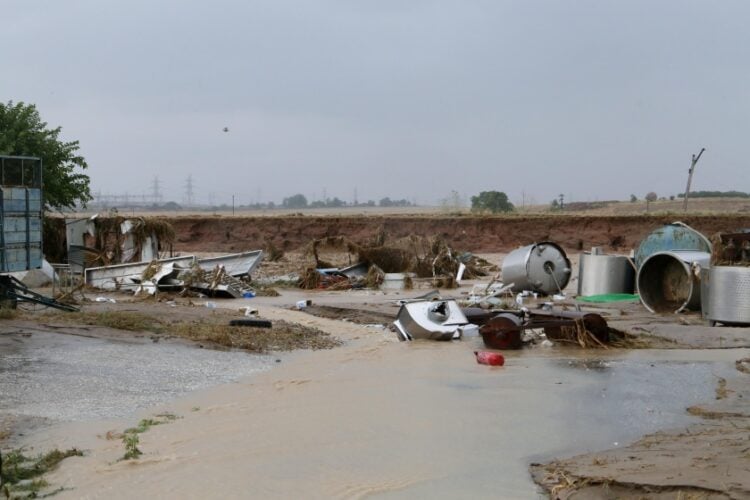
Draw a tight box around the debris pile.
[299,235,497,290]
[84,250,264,297]
[710,231,750,266]
[180,264,256,298]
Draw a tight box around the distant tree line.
[676,190,750,199]
[281,193,414,209]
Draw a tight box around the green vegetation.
[1,447,83,499]
[281,193,413,209]
[470,191,514,213]
[119,414,180,461]
[0,101,92,211]
[282,193,308,208]
[121,433,142,461]
[377,197,413,207]
[677,190,750,198]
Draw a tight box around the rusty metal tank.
[637,250,710,313]
[502,242,571,295]
[634,222,711,269]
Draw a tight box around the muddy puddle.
[0,331,274,436]
[352,344,744,498]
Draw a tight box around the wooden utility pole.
[683,148,706,212]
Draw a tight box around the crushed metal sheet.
[393,300,469,341]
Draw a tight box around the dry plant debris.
[39,310,342,353]
[299,234,497,290]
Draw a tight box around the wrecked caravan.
[196,250,264,277]
[84,255,195,291]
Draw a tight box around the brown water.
[24,304,742,500]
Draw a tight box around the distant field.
[540,197,750,216]
[68,196,750,218]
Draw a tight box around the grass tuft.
[1,447,82,498]
[118,413,181,461]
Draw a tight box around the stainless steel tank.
[502,242,571,295]
[700,267,710,320]
[637,250,710,313]
[577,250,635,296]
[701,266,750,325]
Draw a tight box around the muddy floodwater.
[0,330,274,432]
[2,315,745,499]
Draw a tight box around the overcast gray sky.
[3,1,749,207]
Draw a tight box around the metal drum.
[701,266,750,326]
[502,242,571,295]
[637,250,710,313]
[634,222,711,269]
[577,250,635,296]
[700,267,710,320]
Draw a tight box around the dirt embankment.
[162,214,750,254]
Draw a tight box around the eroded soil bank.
[159,214,749,253]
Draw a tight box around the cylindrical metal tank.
[502,242,571,295]
[577,250,635,296]
[637,250,710,313]
[700,267,710,320]
[701,266,750,326]
[634,222,711,269]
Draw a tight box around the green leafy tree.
[470,191,514,213]
[0,101,92,211]
[282,193,308,208]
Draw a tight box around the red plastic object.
[474,351,505,366]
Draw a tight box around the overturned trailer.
[84,255,196,291]
[196,250,264,277]
[463,307,609,350]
